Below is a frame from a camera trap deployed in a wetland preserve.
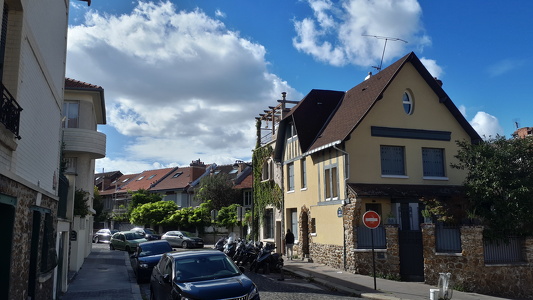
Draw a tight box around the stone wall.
[422,224,533,299]
[0,174,57,300]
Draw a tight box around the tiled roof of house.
[277,52,481,159]
[65,78,103,89]
[119,167,179,192]
[149,167,197,192]
[99,173,140,195]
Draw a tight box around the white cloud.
[458,105,467,118]
[469,111,504,139]
[67,1,300,173]
[215,9,226,18]
[487,58,525,77]
[292,0,431,67]
[420,57,444,79]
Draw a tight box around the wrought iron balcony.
[0,83,22,139]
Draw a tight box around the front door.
[397,202,424,281]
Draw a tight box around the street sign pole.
[362,210,381,291]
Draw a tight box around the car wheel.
[125,246,131,253]
[110,243,115,250]
[182,241,188,249]
[96,237,100,243]
[136,274,144,284]
[150,289,156,300]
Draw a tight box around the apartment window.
[62,101,79,128]
[290,209,298,240]
[264,209,274,239]
[402,90,414,115]
[381,145,405,176]
[287,162,294,192]
[300,158,307,189]
[310,218,316,234]
[243,190,252,207]
[324,166,338,200]
[422,148,445,177]
[262,159,273,181]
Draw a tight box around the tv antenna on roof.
[362,35,408,72]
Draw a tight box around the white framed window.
[324,166,338,200]
[262,159,273,181]
[402,90,414,115]
[287,162,294,192]
[243,190,252,207]
[381,145,406,176]
[62,101,79,128]
[264,209,274,239]
[300,158,307,189]
[422,148,446,177]
[290,209,298,241]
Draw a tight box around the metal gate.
[399,230,424,281]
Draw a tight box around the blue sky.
[67,0,532,174]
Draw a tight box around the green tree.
[165,201,213,232]
[74,188,90,217]
[130,200,178,227]
[93,187,108,223]
[216,204,242,232]
[194,173,239,209]
[452,136,533,240]
[127,189,162,216]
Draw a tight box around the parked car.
[132,227,161,240]
[150,250,260,300]
[92,229,118,243]
[109,231,148,253]
[130,240,173,283]
[161,231,204,248]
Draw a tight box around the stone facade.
[0,175,57,300]
[422,224,533,299]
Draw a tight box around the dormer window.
[148,175,156,180]
[136,176,145,181]
[402,90,414,115]
[173,172,183,178]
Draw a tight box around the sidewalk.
[281,258,510,300]
[59,244,142,300]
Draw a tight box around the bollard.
[429,289,439,300]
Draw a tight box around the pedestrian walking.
[284,229,295,260]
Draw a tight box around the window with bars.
[422,147,445,177]
[381,145,405,176]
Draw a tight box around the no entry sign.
[363,211,381,229]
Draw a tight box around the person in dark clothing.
[285,229,295,260]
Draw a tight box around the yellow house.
[274,52,481,281]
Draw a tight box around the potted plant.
[386,211,397,224]
[421,208,433,223]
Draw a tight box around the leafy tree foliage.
[165,201,213,232]
[216,204,242,231]
[130,200,178,227]
[452,136,533,239]
[93,187,108,223]
[194,173,239,210]
[74,189,90,217]
[127,189,162,216]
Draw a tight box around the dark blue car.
[150,250,260,300]
[130,240,173,283]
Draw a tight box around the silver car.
[161,231,204,248]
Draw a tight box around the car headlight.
[248,285,259,299]
[139,263,149,269]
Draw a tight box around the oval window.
[402,91,414,115]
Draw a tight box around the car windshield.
[174,255,240,282]
[143,228,155,234]
[125,232,145,240]
[180,231,195,237]
[138,242,172,257]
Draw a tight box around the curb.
[124,251,144,300]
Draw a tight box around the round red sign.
[363,211,381,229]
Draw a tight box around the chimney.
[434,77,443,87]
[364,72,372,80]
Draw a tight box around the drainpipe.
[333,144,349,271]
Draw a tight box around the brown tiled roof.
[119,167,179,192]
[233,172,252,189]
[149,167,198,192]
[99,173,140,195]
[65,78,103,89]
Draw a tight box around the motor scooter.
[250,242,283,274]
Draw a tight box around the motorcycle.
[223,234,237,258]
[214,236,226,252]
[249,242,283,274]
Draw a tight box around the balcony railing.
[0,83,22,139]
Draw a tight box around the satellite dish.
[437,272,454,300]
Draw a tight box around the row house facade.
[95,160,253,231]
[0,1,74,299]
[256,52,483,282]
